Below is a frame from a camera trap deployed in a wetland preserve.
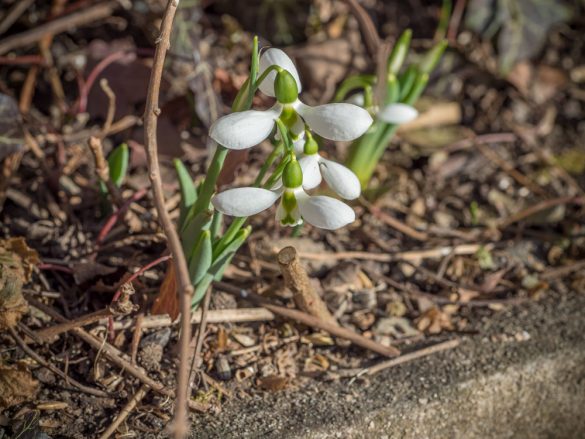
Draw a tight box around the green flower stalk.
[344,33,448,188]
[175,38,372,309]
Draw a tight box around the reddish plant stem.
[0,55,46,65]
[76,50,136,113]
[38,263,73,274]
[110,254,172,303]
[96,187,148,246]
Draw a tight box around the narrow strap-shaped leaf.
[191,226,251,308]
[174,158,197,229]
[188,230,212,285]
[210,210,223,240]
[180,210,212,258]
[108,143,129,187]
[398,65,417,101]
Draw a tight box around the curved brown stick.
[142,1,193,437]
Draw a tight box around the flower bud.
[419,40,448,75]
[274,69,299,104]
[282,159,303,188]
[303,133,319,155]
[387,29,412,76]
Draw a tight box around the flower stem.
[190,146,228,216]
[254,142,284,186]
[213,143,285,257]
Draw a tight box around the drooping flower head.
[209,49,373,151]
[212,158,356,230]
[297,131,361,200]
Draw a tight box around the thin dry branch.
[99,384,149,439]
[360,197,429,241]
[340,339,461,379]
[0,0,36,35]
[27,298,207,413]
[188,287,211,392]
[214,281,400,357]
[11,325,109,398]
[112,307,275,330]
[142,1,193,436]
[498,196,584,229]
[340,0,380,59]
[0,1,118,55]
[297,243,494,263]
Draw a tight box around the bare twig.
[0,0,36,35]
[188,287,211,392]
[27,298,207,413]
[447,0,467,43]
[112,307,275,330]
[296,243,494,263]
[278,246,337,325]
[498,196,585,229]
[477,142,548,197]
[10,325,109,398]
[444,132,517,153]
[36,284,136,341]
[344,339,461,379]
[99,384,149,439]
[0,2,118,55]
[143,1,193,436]
[340,0,380,59]
[360,197,429,241]
[131,313,145,364]
[214,281,400,357]
[36,308,112,341]
[99,78,116,137]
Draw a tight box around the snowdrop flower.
[297,134,361,200]
[377,103,418,124]
[346,94,418,125]
[210,49,373,150]
[212,159,355,230]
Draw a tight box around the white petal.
[377,103,418,124]
[294,101,372,141]
[345,93,365,106]
[298,154,322,190]
[296,191,355,230]
[212,187,279,217]
[258,48,302,97]
[293,136,305,155]
[209,104,281,150]
[319,157,361,200]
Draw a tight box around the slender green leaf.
[180,210,212,257]
[188,230,212,285]
[108,143,129,187]
[174,158,197,229]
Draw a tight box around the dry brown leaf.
[0,363,39,409]
[416,308,454,334]
[150,260,179,321]
[257,375,288,391]
[0,237,39,329]
[71,261,116,285]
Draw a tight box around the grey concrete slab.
[189,292,585,439]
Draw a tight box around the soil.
[0,0,584,438]
[187,292,585,438]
